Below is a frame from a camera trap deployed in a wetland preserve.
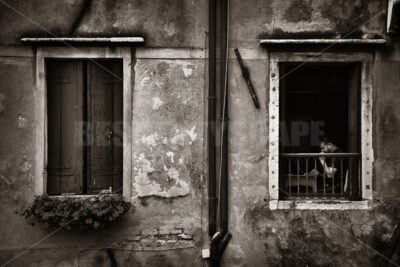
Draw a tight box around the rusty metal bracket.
[234,48,260,109]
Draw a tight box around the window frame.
[35,47,133,201]
[268,52,374,210]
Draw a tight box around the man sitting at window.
[311,138,348,193]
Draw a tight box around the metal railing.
[280,153,361,199]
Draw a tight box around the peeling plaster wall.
[0,50,207,266]
[128,55,206,264]
[0,0,209,265]
[132,58,204,199]
[1,0,400,266]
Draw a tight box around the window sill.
[269,199,371,210]
[47,193,120,199]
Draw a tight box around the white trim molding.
[22,37,144,44]
[269,200,371,210]
[260,39,386,46]
[34,47,133,201]
[268,52,374,209]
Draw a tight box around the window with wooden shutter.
[46,59,123,195]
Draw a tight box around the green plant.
[21,194,132,230]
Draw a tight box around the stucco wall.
[222,1,399,265]
[0,47,207,266]
[0,0,400,266]
[0,0,208,48]
[214,47,400,266]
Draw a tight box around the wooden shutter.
[348,64,361,199]
[87,60,123,193]
[47,61,84,194]
[348,64,361,153]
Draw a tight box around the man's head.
[320,138,338,153]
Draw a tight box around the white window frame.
[34,47,132,200]
[268,52,374,210]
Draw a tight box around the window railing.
[280,153,361,200]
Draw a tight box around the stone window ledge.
[259,38,386,46]
[48,194,120,199]
[269,200,371,210]
[21,37,144,45]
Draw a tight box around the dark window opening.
[47,59,123,195]
[388,1,400,33]
[279,63,361,200]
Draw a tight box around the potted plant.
[20,194,132,230]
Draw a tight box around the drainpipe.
[218,0,229,237]
[208,0,217,238]
[209,0,232,266]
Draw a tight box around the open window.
[268,52,374,209]
[279,63,361,200]
[46,59,123,195]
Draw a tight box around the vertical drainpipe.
[208,0,217,238]
[209,0,232,266]
[219,0,229,237]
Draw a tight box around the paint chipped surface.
[170,132,186,146]
[182,66,193,77]
[133,152,190,198]
[164,22,177,37]
[179,61,195,78]
[152,97,164,110]
[185,126,197,144]
[141,76,151,87]
[133,59,203,201]
[166,151,174,163]
[140,133,159,147]
[132,128,201,198]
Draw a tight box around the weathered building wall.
[0,0,207,48]
[0,48,207,266]
[223,1,399,266]
[1,0,400,266]
[224,1,400,266]
[230,0,386,48]
[224,0,400,266]
[0,0,208,263]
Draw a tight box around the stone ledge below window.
[47,193,121,199]
[269,199,371,210]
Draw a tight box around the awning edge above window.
[21,37,145,46]
[260,39,386,46]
